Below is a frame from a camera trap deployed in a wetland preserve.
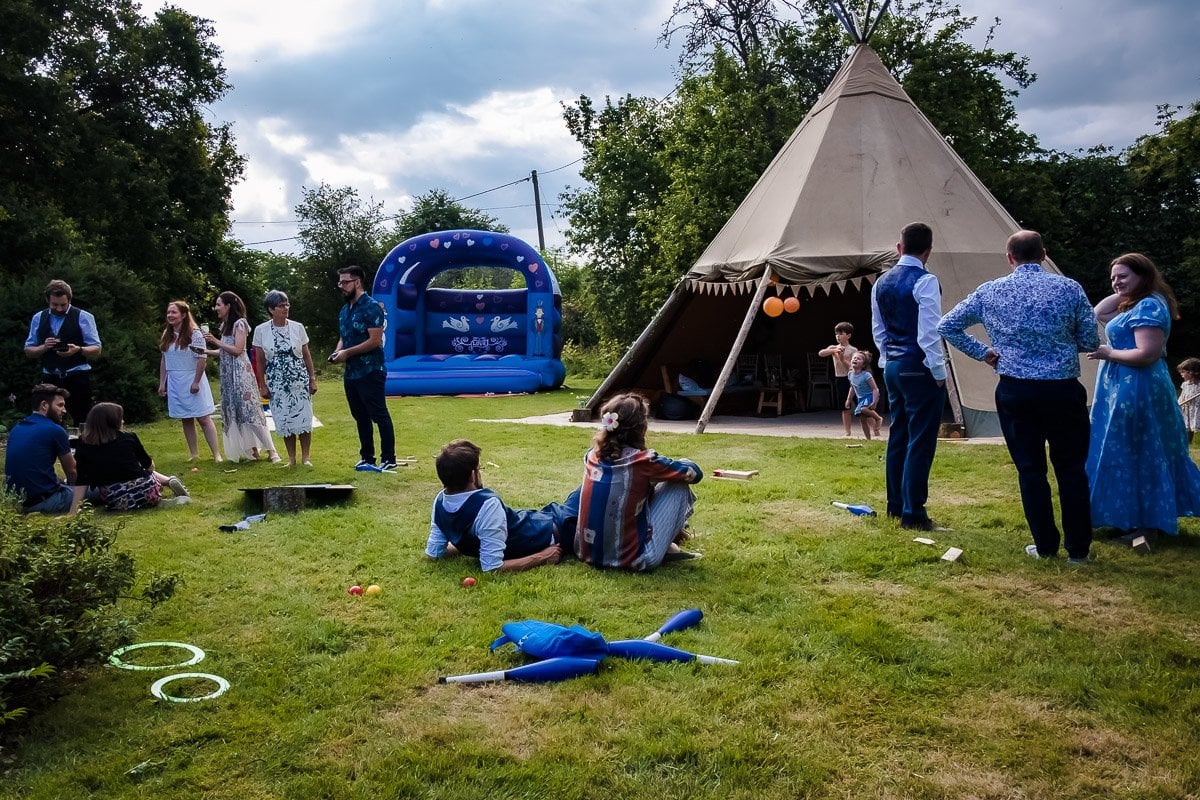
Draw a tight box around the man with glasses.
[330,266,396,471]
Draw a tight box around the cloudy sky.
[146,0,1199,256]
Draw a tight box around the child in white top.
[846,351,884,440]
[1177,357,1200,443]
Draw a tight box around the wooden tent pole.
[695,271,775,434]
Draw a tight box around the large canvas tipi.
[580,16,1095,437]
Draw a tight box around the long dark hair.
[81,402,123,445]
[592,393,650,462]
[217,291,248,337]
[1113,253,1180,319]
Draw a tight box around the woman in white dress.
[253,290,318,467]
[202,291,279,462]
[158,300,221,461]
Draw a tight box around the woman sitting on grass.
[574,392,703,571]
[69,402,189,513]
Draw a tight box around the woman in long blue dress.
[1086,252,1200,538]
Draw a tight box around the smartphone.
[327,352,338,363]
[55,342,71,353]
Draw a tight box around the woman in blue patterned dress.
[203,291,279,462]
[252,290,317,467]
[1086,253,1200,539]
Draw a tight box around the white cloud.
[342,87,580,174]
[288,87,581,208]
[145,0,385,70]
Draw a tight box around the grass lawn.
[3,377,1200,799]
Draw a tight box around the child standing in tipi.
[1177,357,1200,444]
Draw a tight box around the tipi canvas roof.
[585,43,1094,436]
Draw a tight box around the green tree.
[563,0,1041,345]
[560,94,670,343]
[392,188,506,241]
[394,189,513,290]
[292,184,389,350]
[0,0,243,420]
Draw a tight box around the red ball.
[783,296,800,313]
[348,585,363,596]
[461,577,477,588]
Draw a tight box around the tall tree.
[560,94,670,343]
[562,0,1041,345]
[292,183,390,351]
[392,188,513,289]
[392,188,506,241]
[0,0,243,420]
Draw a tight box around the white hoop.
[150,672,230,703]
[108,642,205,671]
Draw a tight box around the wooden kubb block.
[263,486,306,513]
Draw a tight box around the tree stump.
[263,486,306,513]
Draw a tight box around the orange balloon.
[763,297,784,317]
[782,297,800,313]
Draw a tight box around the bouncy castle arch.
[371,230,565,396]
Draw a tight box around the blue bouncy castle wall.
[371,230,566,396]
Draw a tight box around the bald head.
[1007,230,1046,264]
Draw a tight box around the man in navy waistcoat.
[871,222,947,531]
[24,279,102,425]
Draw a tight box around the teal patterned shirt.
[338,293,386,381]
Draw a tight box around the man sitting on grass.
[4,384,77,514]
[425,439,578,573]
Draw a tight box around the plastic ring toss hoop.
[108,642,205,671]
[150,672,230,703]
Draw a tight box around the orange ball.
[762,297,784,317]
[783,297,800,313]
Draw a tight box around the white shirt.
[425,489,508,572]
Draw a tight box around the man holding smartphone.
[24,279,102,425]
[330,265,396,471]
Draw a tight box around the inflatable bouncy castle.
[371,230,566,396]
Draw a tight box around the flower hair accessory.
[600,411,620,432]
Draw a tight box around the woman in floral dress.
[203,291,278,462]
[1086,253,1200,541]
[252,290,318,466]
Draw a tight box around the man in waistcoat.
[425,439,578,572]
[871,222,947,531]
[24,280,102,425]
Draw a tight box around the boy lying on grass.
[425,439,579,573]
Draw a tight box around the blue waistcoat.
[875,263,929,363]
[433,488,565,560]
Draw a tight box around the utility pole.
[530,169,546,252]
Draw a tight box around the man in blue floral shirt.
[331,265,396,471]
[938,230,1099,562]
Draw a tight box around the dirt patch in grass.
[377,685,550,759]
[761,499,856,534]
[961,574,1152,632]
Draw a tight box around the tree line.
[559,0,1200,360]
[1,0,1196,423]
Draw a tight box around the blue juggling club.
[607,639,739,666]
[832,501,876,516]
[643,608,704,642]
[437,656,601,684]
